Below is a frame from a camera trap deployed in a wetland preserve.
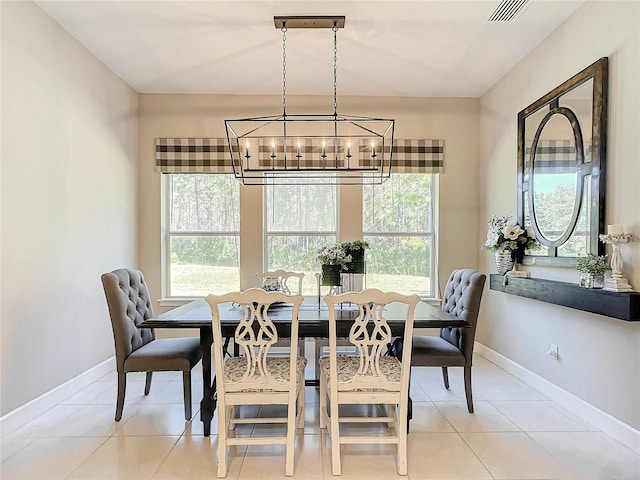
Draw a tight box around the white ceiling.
[35,0,586,98]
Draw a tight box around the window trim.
[162,174,240,299]
[362,173,438,299]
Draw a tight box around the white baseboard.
[0,357,115,437]
[475,342,640,455]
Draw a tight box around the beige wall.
[479,1,640,429]
[138,95,480,307]
[0,2,138,415]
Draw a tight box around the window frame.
[362,173,438,299]
[263,178,339,294]
[162,174,241,299]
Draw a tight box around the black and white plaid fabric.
[156,138,444,174]
[525,140,589,174]
[155,138,235,173]
[391,139,444,173]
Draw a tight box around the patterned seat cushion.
[319,355,402,392]
[224,356,307,392]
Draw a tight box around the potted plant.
[340,240,369,273]
[317,243,352,286]
[482,215,539,274]
[576,254,608,288]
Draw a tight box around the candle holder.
[598,233,637,292]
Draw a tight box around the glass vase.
[579,272,605,289]
[494,250,515,275]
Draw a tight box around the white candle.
[608,224,624,235]
[322,141,326,156]
[347,141,351,157]
[245,142,250,157]
[297,138,301,156]
[271,140,275,157]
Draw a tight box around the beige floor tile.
[152,435,244,480]
[434,401,520,432]
[412,368,485,403]
[321,431,405,479]
[491,400,594,431]
[145,380,204,404]
[0,436,33,462]
[475,376,548,401]
[407,432,493,479]
[89,379,172,406]
[9,405,127,439]
[529,431,640,479]
[461,432,572,479]
[115,403,193,436]
[408,402,456,432]
[0,436,107,480]
[61,382,117,405]
[67,435,178,480]
[239,434,323,479]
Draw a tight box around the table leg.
[199,326,215,436]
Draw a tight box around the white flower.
[503,224,524,240]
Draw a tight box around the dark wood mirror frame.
[517,57,608,267]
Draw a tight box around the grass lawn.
[171,264,431,297]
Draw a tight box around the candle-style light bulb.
[271,139,276,158]
[322,140,326,156]
[347,141,351,157]
[245,142,250,157]
[297,138,301,157]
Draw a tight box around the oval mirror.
[530,110,582,245]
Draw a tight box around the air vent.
[488,0,532,22]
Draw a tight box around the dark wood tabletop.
[141,298,469,335]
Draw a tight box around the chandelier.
[225,16,395,185]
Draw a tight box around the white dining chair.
[205,289,306,477]
[319,289,420,476]
[259,270,305,295]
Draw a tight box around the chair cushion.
[124,337,202,372]
[319,355,402,392]
[224,356,307,392]
[411,336,465,366]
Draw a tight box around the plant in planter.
[340,240,370,273]
[317,243,352,286]
[482,214,539,274]
[576,254,608,288]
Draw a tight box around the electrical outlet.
[547,344,559,360]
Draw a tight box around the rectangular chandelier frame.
[225,113,395,185]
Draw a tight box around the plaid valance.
[155,138,444,174]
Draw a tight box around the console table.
[489,274,640,321]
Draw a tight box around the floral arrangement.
[576,254,608,275]
[483,214,539,261]
[316,243,352,268]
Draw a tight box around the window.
[165,174,240,296]
[264,177,337,294]
[363,174,435,296]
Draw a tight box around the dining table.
[139,297,468,436]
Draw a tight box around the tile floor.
[2,353,639,479]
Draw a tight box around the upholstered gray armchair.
[101,268,202,421]
[411,269,486,413]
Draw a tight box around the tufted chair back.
[439,269,486,363]
[101,269,155,372]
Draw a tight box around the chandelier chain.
[333,24,338,115]
[282,24,287,115]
